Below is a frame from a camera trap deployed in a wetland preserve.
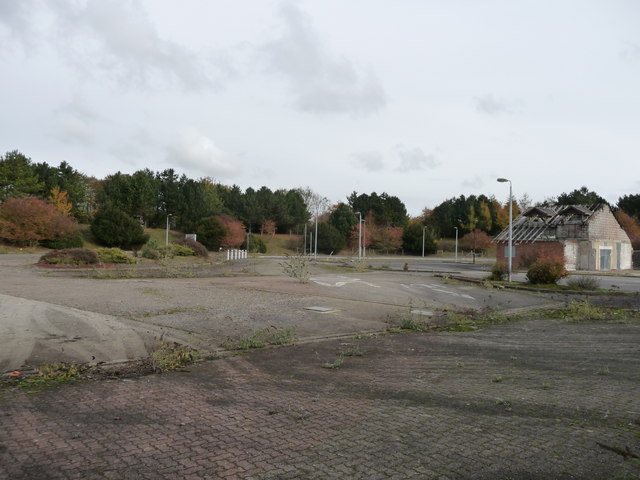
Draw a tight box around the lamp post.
[355,211,362,260]
[362,220,366,258]
[454,226,458,263]
[497,178,513,281]
[165,214,172,246]
[422,226,427,258]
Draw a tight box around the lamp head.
[497,178,509,183]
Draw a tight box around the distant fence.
[226,249,248,261]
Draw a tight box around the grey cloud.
[351,151,385,172]
[0,0,40,51]
[461,176,484,189]
[474,94,511,115]
[394,145,440,172]
[42,0,234,91]
[262,2,386,115]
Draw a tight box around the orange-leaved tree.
[219,215,246,248]
[0,197,80,247]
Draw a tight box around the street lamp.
[422,226,427,258]
[454,226,458,263]
[362,220,366,258]
[165,214,172,246]
[355,211,362,260]
[497,178,513,281]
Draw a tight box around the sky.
[1,0,639,216]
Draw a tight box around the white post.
[454,227,458,263]
[355,211,362,260]
[422,226,426,258]
[314,215,318,259]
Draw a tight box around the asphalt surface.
[0,254,558,372]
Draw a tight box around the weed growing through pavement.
[280,254,311,283]
[17,363,86,391]
[566,276,601,290]
[340,344,364,357]
[150,342,197,372]
[221,326,296,350]
[492,375,503,383]
[541,381,553,390]
[546,300,639,323]
[596,365,611,376]
[322,355,344,369]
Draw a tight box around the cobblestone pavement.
[1,318,639,479]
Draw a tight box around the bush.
[316,222,346,254]
[0,197,81,247]
[196,216,227,251]
[172,238,208,257]
[488,262,508,281]
[95,248,135,264]
[140,240,175,260]
[526,258,568,284]
[42,231,84,250]
[39,248,99,265]
[243,234,267,253]
[171,243,195,256]
[566,276,600,290]
[91,205,149,249]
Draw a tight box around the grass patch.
[546,300,639,323]
[17,363,86,391]
[340,344,364,357]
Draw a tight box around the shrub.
[39,248,99,265]
[95,248,135,264]
[243,234,267,253]
[196,216,227,251]
[526,257,568,284]
[0,197,81,247]
[140,240,175,260]
[488,262,508,281]
[171,243,195,256]
[316,222,346,254]
[280,254,311,283]
[173,238,208,257]
[566,276,600,290]
[41,230,84,250]
[91,205,149,249]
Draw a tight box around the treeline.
[1,149,639,253]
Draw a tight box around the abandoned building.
[493,203,632,271]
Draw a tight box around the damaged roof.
[493,203,603,243]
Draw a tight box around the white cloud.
[261,2,386,116]
[166,127,238,178]
[394,145,440,172]
[351,151,385,172]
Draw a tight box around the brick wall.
[587,206,632,243]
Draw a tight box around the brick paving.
[1,317,640,479]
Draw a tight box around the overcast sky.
[1,0,639,215]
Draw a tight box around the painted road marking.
[401,283,475,300]
[310,275,380,288]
